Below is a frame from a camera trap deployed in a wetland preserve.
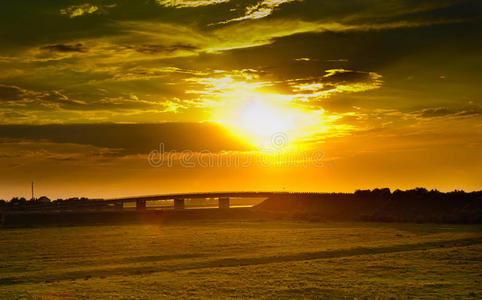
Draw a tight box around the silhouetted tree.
[38,196,51,204]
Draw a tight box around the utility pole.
[31,181,34,201]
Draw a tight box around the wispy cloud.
[0,84,86,109]
[17,17,471,67]
[156,0,230,8]
[60,4,99,18]
[179,68,383,110]
[220,0,301,24]
[307,69,381,96]
[206,18,469,52]
[415,106,482,119]
[40,43,88,53]
[111,66,208,81]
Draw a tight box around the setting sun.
[235,98,294,144]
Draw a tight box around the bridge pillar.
[136,199,146,210]
[218,197,230,209]
[174,198,185,210]
[113,201,123,210]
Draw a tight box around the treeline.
[0,197,98,209]
[257,188,482,223]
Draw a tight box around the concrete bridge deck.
[2,192,330,212]
[104,192,325,210]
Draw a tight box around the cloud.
[156,0,230,8]
[0,139,125,164]
[326,59,348,62]
[1,2,477,126]
[417,106,482,119]
[0,123,253,154]
[124,43,199,55]
[60,4,99,18]
[276,69,383,103]
[0,85,75,106]
[88,96,179,112]
[0,82,199,124]
[15,16,471,67]
[26,16,465,64]
[40,43,88,53]
[220,0,301,24]
[183,68,270,100]
[206,18,469,53]
[0,83,185,116]
[178,67,382,110]
[0,84,86,109]
[111,66,208,81]
[0,84,27,101]
[26,44,91,62]
[420,107,453,118]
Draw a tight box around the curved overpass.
[105,191,326,210]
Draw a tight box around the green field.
[0,220,481,299]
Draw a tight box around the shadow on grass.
[1,236,481,286]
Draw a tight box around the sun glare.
[210,90,319,149]
[236,99,294,140]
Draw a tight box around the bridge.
[104,192,324,210]
[2,192,331,212]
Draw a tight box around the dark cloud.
[270,69,382,99]
[292,69,381,88]
[456,109,482,117]
[0,123,254,154]
[420,107,453,118]
[40,43,88,53]
[1,111,29,119]
[0,84,25,101]
[0,85,86,110]
[127,43,199,55]
[0,84,183,116]
[419,106,482,118]
[39,90,69,102]
[323,69,378,82]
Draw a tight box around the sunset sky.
[0,0,481,199]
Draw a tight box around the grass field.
[0,220,481,299]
